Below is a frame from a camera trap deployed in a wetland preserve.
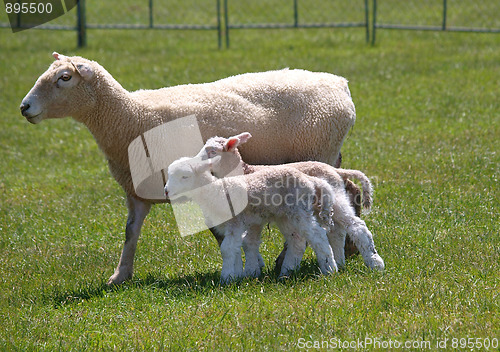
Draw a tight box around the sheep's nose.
[20,103,30,116]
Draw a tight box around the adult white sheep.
[165,156,338,282]
[20,52,356,284]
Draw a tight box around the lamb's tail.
[336,169,373,210]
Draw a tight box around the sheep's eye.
[60,74,71,81]
[181,176,189,180]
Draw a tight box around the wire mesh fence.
[224,0,369,47]
[372,0,500,43]
[1,0,499,47]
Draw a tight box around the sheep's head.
[20,52,97,124]
[197,132,252,178]
[164,156,218,200]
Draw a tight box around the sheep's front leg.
[327,225,347,270]
[219,229,244,284]
[107,195,151,285]
[242,224,264,277]
[279,232,307,277]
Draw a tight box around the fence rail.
[224,0,369,47]
[372,0,500,44]
[1,0,499,47]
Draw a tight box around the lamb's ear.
[224,137,239,152]
[194,159,213,174]
[52,52,66,60]
[225,132,252,152]
[74,63,94,80]
[235,132,252,145]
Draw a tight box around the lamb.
[196,133,384,273]
[20,52,356,284]
[165,156,338,282]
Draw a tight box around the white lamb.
[196,133,384,275]
[165,156,338,282]
[20,52,356,284]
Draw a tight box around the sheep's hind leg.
[278,232,307,277]
[327,225,347,270]
[345,218,384,271]
[302,217,337,275]
[330,193,384,271]
[108,195,151,285]
[242,224,264,277]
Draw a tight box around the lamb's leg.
[344,179,361,257]
[275,242,288,274]
[108,195,151,285]
[219,228,244,284]
[327,225,346,270]
[301,217,337,275]
[331,195,384,271]
[345,218,384,271]
[242,224,264,277]
[278,231,307,277]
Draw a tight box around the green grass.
[0,4,499,350]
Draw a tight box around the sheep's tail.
[313,178,335,227]
[336,169,373,210]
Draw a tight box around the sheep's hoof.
[367,254,385,271]
[107,268,133,285]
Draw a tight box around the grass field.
[0,3,499,350]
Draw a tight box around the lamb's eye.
[60,74,71,81]
[181,176,189,180]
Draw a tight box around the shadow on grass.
[46,257,365,308]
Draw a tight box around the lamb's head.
[164,156,219,200]
[20,52,98,124]
[196,132,252,177]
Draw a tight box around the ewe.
[20,52,356,284]
[165,156,338,282]
[197,133,384,273]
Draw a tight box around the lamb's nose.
[20,103,30,116]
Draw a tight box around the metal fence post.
[224,0,229,48]
[371,0,377,44]
[293,0,298,28]
[77,0,87,47]
[217,0,222,49]
[364,0,369,42]
[149,0,154,28]
[442,0,447,31]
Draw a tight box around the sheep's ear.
[52,52,66,60]
[225,132,252,152]
[194,159,213,174]
[75,63,94,80]
[236,132,252,145]
[225,137,239,152]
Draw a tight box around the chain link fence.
[372,0,500,43]
[1,0,499,47]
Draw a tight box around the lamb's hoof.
[107,268,133,285]
[367,254,385,271]
[244,268,262,278]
